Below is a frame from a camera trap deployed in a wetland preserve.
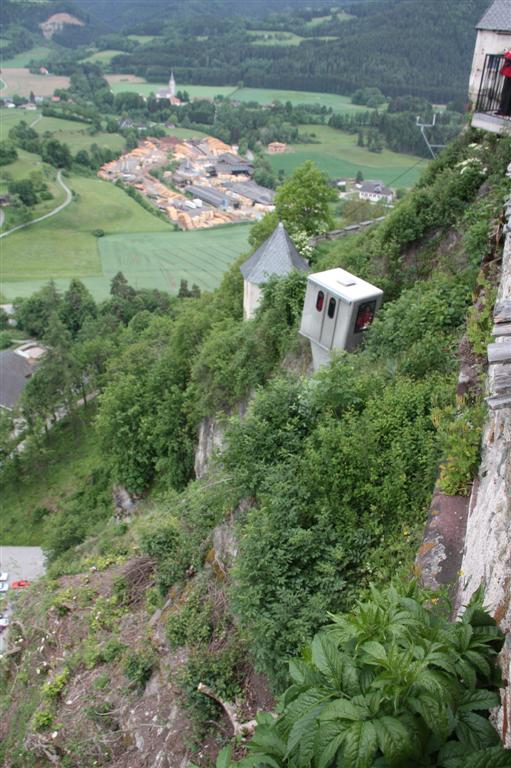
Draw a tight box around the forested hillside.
[2,128,511,766]
[104,0,487,102]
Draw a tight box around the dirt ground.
[1,68,70,97]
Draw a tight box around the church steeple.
[169,71,176,98]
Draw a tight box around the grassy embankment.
[0,410,100,546]
[267,123,425,186]
[0,173,250,300]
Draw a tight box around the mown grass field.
[0,174,250,300]
[1,46,53,67]
[0,68,70,96]
[164,126,209,140]
[127,35,159,43]
[0,109,125,154]
[105,76,237,99]
[248,30,305,46]
[0,107,38,139]
[267,124,425,187]
[97,224,250,296]
[84,49,124,64]
[232,88,376,114]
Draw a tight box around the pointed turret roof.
[240,222,309,285]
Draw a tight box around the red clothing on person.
[501,50,511,78]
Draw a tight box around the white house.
[358,180,393,204]
[240,222,309,320]
[469,0,511,134]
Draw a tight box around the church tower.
[169,71,176,98]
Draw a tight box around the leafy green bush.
[123,649,156,689]
[237,582,509,768]
[435,401,485,496]
[33,708,54,732]
[42,669,69,700]
[166,584,213,649]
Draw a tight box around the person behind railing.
[498,51,511,117]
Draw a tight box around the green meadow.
[0,46,52,67]
[84,49,124,64]
[267,125,425,187]
[0,174,250,300]
[232,88,376,114]
[106,79,237,99]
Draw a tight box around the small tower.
[240,222,309,320]
[169,71,177,98]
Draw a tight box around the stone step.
[486,394,511,410]
[494,364,511,394]
[492,323,511,337]
[488,342,511,365]
[494,300,511,324]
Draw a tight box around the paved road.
[0,169,72,239]
[0,546,45,654]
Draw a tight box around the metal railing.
[476,53,509,115]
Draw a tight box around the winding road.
[0,169,72,239]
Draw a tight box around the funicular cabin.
[299,268,383,370]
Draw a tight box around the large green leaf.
[408,694,451,740]
[455,711,500,751]
[320,699,367,722]
[315,721,348,768]
[340,720,378,768]
[361,642,389,668]
[217,746,233,768]
[312,634,346,688]
[280,689,327,736]
[286,704,323,767]
[458,689,500,712]
[373,716,414,764]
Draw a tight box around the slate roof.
[477,0,511,31]
[240,222,309,285]
[0,350,38,410]
[224,180,275,205]
[359,180,392,196]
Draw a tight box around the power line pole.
[416,114,446,159]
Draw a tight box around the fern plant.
[236,583,511,768]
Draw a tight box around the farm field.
[127,35,159,43]
[0,174,250,300]
[105,77,377,114]
[0,110,125,154]
[1,46,53,67]
[164,126,209,140]
[0,68,70,96]
[248,30,305,45]
[105,76,237,99]
[84,49,123,64]
[98,224,250,297]
[267,125,425,187]
[232,88,376,114]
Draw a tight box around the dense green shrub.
[123,649,156,688]
[237,582,510,768]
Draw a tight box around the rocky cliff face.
[456,184,511,745]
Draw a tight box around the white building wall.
[243,280,262,320]
[469,29,511,105]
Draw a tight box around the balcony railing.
[473,53,511,134]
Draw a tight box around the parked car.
[0,573,8,582]
[0,583,8,593]
[11,580,30,589]
[0,617,8,629]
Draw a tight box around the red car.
[11,580,30,589]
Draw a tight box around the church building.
[155,72,182,106]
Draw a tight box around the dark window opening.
[316,290,324,311]
[354,301,376,333]
[327,297,336,319]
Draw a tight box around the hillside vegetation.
[1,129,511,766]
